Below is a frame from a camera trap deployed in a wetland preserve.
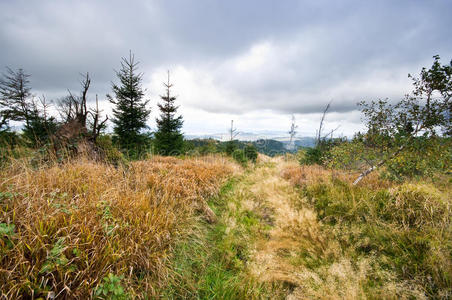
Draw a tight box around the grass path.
[166,156,326,299]
[167,155,451,299]
[244,157,324,299]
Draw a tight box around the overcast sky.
[1,0,451,137]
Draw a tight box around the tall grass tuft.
[0,155,234,299]
[282,164,452,298]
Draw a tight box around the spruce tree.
[154,71,184,155]
[108,52,151,157]
[0,67,32,130]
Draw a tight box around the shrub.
[95,134,127,165]
[284,165,452,298]
[225,141,238,156]
[244,144,258,162]
[232,149,247,165]
[300,147,323,165]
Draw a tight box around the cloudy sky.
[1,0,451,137]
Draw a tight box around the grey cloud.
[0,0,451,119]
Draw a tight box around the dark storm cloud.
[0,0,451,115]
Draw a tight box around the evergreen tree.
[154,71,184,155]
[0,67,32,130]
[108,52,151,157]
[0,67,57,146]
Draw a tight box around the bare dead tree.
[56,73,107,144]
[316,100,332,146]
[288,115,298,150]
[88,95,108,142]
[229,120,239,141]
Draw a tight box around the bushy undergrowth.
[0,155,234,299]
[282,165,452,298]
[325,137,451,181]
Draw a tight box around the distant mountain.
[185,131,316,148]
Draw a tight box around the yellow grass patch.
[0,155,235,299]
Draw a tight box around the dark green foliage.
[232,149,247,165]
[0,130,22,148]
[108,52,151,158]
[225,140,238,156]
[0,67,32,130]
[301,147,323,165]
[253,139,287,156]
[0,68,57,147]
[300,138,346,165]
[154,73,184,156]
[22,103,58,147]
[95,135,127,166]
[244,143,258,162]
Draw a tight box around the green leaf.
[0,223,15,236]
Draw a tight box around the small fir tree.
[0,67,32,130]
[154,71,184,155]
[108,52,151,157]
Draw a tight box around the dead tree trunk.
[353,143,407,185]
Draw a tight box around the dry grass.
[281,164,393,189]
[281,163,452,299]
[0,155,235,299]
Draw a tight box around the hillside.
[1,153,450,299]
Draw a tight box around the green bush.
[244,144,258,162]
[225,141,238,156]
[300,147,323,165]
[96,135,127,165]
[232,149,247,165]
[383,137,451,181]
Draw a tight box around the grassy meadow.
[0,154,236,299]
[281,163,451,299]
[0,148,451,299]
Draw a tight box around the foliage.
[225,140,238,156]
[0,67,57,147]
[108,52,151,157]
[154,72,184,156]
[300,147,323,165]
[94,273,127,300]
[22,104,58,147]
[383,136,451,180]
[0,67,32,129]
[299,138,346,165]
[39,237,70,274]
[95,134,127,165]
[232,149,248,165]
[244,143,258,162]
[283,164,452,298]
[0,223,15,237]
[326,134,451,181]
[352,56,451,182]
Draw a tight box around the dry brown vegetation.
[0,155,236,299]
[280,163,452,299]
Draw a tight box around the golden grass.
[281,163,452,299]
[281,164,393,189]
[0,155,235,299]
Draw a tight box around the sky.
[1,0,451,138]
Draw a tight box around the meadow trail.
[236,155,322,299]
